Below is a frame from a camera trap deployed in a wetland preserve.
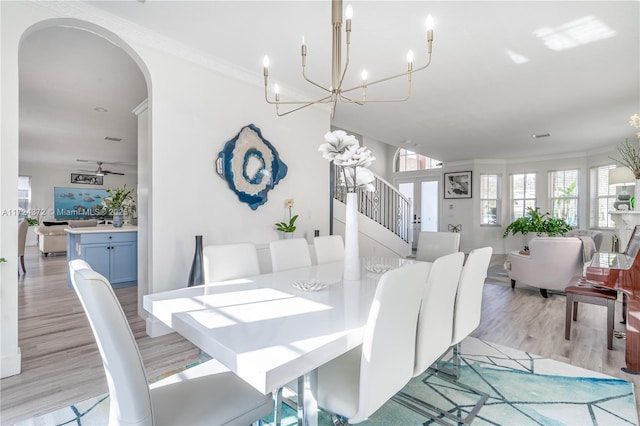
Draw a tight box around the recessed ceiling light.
[94,107,108,113]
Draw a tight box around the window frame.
[394,148,442,172]
[479,173,501,226]
[548,168,579,228]
[590,164,617,229]
[510,172,537,221]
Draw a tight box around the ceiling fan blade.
[104,170,125,176]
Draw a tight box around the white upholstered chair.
[452,247,493,347]
[71,265,273,426]
[399,248,492,424]
[415,231,461,262]
[508,237,584,297]
[412,251,465,377]
[313,235,345,264]
[316,262,431,424]
[203,243,260,283]
[269,238,312,272]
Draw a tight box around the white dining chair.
[412,251,465,377]
[70,265,273,426]
[269,238,312,272]
[396,248,492,424]
[313,235,345,264]
[316,262,431,424]
[415,231,461,262]
[203,242,260,283]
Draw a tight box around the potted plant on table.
[275,198,298,238]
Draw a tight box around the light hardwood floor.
[1,248,638,424]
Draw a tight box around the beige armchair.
[507,237,584,298]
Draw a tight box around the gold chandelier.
[262,0,434,117]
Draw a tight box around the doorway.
[397,177,441,250]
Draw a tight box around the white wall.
[1,1,330,371]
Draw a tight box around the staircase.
[332,165,412,257]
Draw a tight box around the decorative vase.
[343,192,360,281]
[281,232,294,240]
[635,180,640,211]
[112,209,124,228]
[187,235,204,287]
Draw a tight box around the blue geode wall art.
[216,124,288,210]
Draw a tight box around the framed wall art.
[71,173,103,185]
[444,171,472,199]
[216,124,288,210]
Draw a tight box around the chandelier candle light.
[319,130,376,280]
[263,0,434,117]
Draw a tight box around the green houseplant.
[503,207,572,239]
[275,198,298,234]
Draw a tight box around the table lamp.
[609,166,636,210]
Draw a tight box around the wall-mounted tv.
[54,187,109,219]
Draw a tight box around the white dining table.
[143,256,413,426]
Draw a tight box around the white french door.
[397,177,440,249]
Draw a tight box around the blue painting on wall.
[216,124,288,210]
[54,187,109,219]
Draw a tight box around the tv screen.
[54,187,109,219]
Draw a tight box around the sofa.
[507,237,587,297]
[35,219,99,256]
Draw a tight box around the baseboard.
[1,347,21,378]
[145,317,174,337]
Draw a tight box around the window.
[590,164,617,228]
[480,174,501,225]
[394,149,442,172]
[511,173,536,220]
[549,169,578,227]
[18,175,31,219]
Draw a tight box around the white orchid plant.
[275,198,298,232]
[318,130,376,192]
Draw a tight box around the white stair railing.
[332,164,411,242]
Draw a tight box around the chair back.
[269,238,312,272]
[18,220,28,256]
[413,251,464,376]
[203,243,260,283]
[355,262,431,422]
[72,267,154,426]
[313,235,345,264]
[451,247,493,345]
[415,231,460,262]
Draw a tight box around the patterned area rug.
[15,338,637,425]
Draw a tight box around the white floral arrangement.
[318,130,376,192]
[101,184,136,218]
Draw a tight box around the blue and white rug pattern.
[15,338,638,426]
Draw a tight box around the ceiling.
[18,1,640,171]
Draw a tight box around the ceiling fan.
[77,160,125,176]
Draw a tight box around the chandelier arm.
[302,67,332,93]
[275,97,334,117]
[337,43,352,93]
[274,94,333,105]
[337,92,365,106]
[340,55,431,96]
